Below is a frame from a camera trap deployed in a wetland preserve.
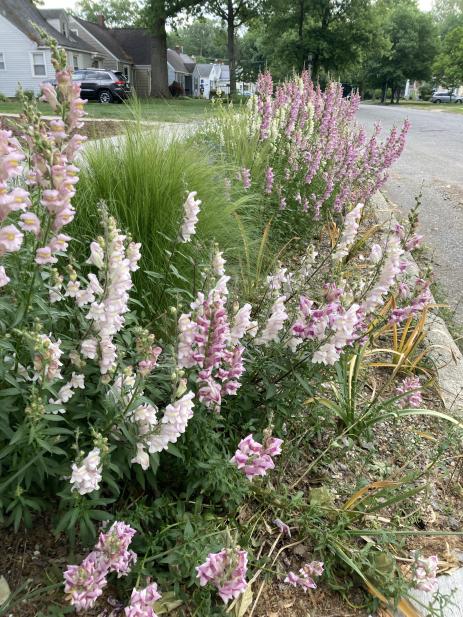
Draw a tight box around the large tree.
[207,1,261,95]
[75,0,144,27]
[256,0,375,81]
[433,25,463,98]
[364,1,438,103]
[168,18,227,61]
[144,0,203,97]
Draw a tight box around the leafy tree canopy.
[168,18,227,61]
[75,0,145,27]
[433,25,463,92]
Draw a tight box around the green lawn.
[0,97,211,123]
[363,99,463,114]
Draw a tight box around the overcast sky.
[42,0,435,12]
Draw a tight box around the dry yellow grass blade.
[364,580,421,617]
[342,480,401,510]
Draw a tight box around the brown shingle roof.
[73,17,132,62]
[110,28,152,65]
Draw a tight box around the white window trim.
[0,52,5,71]
[30,50,47,78]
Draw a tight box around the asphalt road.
[356,104,463,325]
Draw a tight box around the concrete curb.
[371,192,463,617]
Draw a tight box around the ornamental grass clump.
[72,121,259,314]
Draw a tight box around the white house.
[0,0,97,97]
[193,63,256,98]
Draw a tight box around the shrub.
[419,82,434,101]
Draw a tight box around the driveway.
[356,104,463,325]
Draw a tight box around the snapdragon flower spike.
[244,72,408,218]
[255,295,288,345]
[230,434,283,480]
[70,447,102,495]
[139,390,195,456]
[64,520,137,612]
[411,552,438,593]
[196,548,248,604]
[332,203,364,261]
[176,266,252,412]
[180,191,201,242]
[124,582,162,617]
[81,213,141,374]
[63,551,108,612]
[396,376,422,408]
[95,521,137,577]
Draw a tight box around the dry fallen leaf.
[233,583,253,617]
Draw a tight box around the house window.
[32,51,46,76]
[73,55,79,70]
[0,53,5,71]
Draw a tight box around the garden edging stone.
[371,191,463,617]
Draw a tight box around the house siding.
[0,14,55,97]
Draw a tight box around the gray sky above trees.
[42,0,434,13]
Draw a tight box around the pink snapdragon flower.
[396,376,422,408]
[239,167,251,189]
[64,552,108,611]
[64,521,137,612]
[124,582,162,617]
[196,548,248,604]
[411,552,438,592]
[273,518,291,537]
[230,434,283,479]
[95,521,137,577]
[19,212,41,236]
[0,224,23,253]
[70,447,102,495]
[33,333,63,381]
[265,166,274,194]
[406,234,423,251]
[35,246,58,265]
[284,560,324,591]
[180,191,201,242]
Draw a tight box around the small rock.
[448,516,461,531]
[0,576,10,605]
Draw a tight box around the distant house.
[0,3,255,100]
[0,0,96,97]
[193,63,256,98]
[65,15,133,80]
[193,63,216,98]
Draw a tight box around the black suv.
[71,69,131,104]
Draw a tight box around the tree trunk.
[227,0,236,96]
[381,82,387,103]
[150,0,170,98]
[390,85,395,104]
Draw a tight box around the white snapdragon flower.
[70,447,102,495]
[255,296,288,345]
[180,191,201,242]
[332,203,364,261]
